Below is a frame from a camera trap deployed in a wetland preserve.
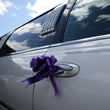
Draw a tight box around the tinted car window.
[6,11,53,52]
[64,0,110,41]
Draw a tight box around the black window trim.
[53,0,77,44]
[14,4,61,32]
[0,0,80,56]
[0,31,13,50]
[61,0,110,43]
[60,0,78,42]
[0,5,62,56]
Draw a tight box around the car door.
[34,0,110,110]
[0,10,54,110]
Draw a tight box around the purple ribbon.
[22,55,64,96]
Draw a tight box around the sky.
[0,0,68,37]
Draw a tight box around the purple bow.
[22,55,64,96]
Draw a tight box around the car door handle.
[57,63,80,78]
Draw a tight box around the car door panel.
[34,36,110,110]
[0,48,48,110]
[0,7,55,109]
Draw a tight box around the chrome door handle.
[57,63,80,78]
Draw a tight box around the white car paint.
[0,47,48,110]
[34,34,110,110]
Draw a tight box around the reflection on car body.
[0,0,110,110]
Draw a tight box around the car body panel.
[34,34,110,110]
[0,48,48,110]
[0,0,110,109]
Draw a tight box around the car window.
[5,11,53,52]
[64,0,110,42]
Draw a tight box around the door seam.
[32,45,51,110]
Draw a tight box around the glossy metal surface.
[34,34,110,110]
[0,48,47,110]
[57,63,80,77]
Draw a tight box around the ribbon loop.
[22,55,64,95]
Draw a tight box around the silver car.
[0,0,110,110]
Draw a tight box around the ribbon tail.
[49,76,59,96]
[21,73,40,87]
[21,72,44,87]
[21,72,49,87]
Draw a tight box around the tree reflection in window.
[6,11,54,52]
[64,0,110,41]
